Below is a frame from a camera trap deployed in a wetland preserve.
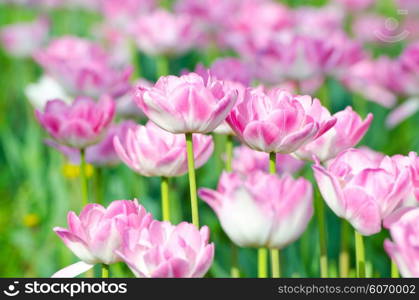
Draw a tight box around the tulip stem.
[80,149,88,206]
[268,152,281,278]
[185,133,199,227]
[391,260,399,278]
[161,176,170,222]
[225,134,240,278]
[156,55,169,78]
[339,219,350,278]
[354,230,366,278]
[225,135,233,172]
[230,244,240,278]
[258,248,268,278]
[315,189,328,277]
[102,264,109,278]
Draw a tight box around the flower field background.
[0,0,418,278]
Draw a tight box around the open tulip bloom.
[226,88,336,154]
[52,200,152,277]
[384,207,419,278]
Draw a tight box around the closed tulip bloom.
[117,221,214,278]
[135,73,238,134]
[384,207,419,277]
[296,107,373,162]
[47,120,138,166]
[313,148,411,235]
[392,152,419,205]
[114,121,214,177]
[0,17,49,58]
[232,145,304,176]
[36,96,115,149]
[130,9,199,56]
[52,199,152,277]
[34,36,132,98]
[226,88,336,154]
[199,172,313,248]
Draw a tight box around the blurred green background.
[1,1,418,278]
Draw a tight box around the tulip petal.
[51,261,94,278]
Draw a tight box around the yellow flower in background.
[62,163,94,179]
[23,213,40,228]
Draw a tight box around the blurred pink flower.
[199,171,313,248]
[194,57,252,86]
[0,17,49,58]
[296,107,373,162]
[384,207,419,277]
[47,120,138,166]
[252,34,325,83]
[352,14,405,44]
[334,0,375,11]
[130,9,200,56]
[232,145,304,176]
[100,0,155,28]
[313,148,411,235]
[52,199,152,277]
[114,121,214,177]
[293,5,344,38]
[36,96,115,149]
[398,42,419,96]
[343,59,398,108]
[386,97,419,128]
[117,221,214,278]
[135,73,237,134]
[34,36,132,98]
[226,88,336,154]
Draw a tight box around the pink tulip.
[114,121,214,177]
[392,152,419,205]
[199,172,313,248]
[226,88,336,154]
[384,207,419,277]
[386,98,419,129]
[194,57,252,86]
[343,59,398,108]
[117,221,214,278]
[0,17,49,58]
[232,145,304,176]
[399,42,419,96]
[252,34,324,84]
[47,120,138,166]
[36,96,115,149]
[135,73,238,134]
[334,0,375,11]
[313,148,411,235]
[52,199,152,277]
[130,9,200,56]
[296,107,373,162]
[34,36,132,98]
[100,0,155,25]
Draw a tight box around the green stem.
[270,249,281,278]
[80,149,88,206]
[391,260,399,278]
[225,135,233,172]
[156,55,169,78]
[130,41,141,79]
[225,134,239,277]
[94,167,104,204]
[268,152,281,278]
[339,219,350,278]
[258,248,268,278]
[315,189,328,278]
[355,230,366,278]
[185,133,199,227]
[230,244,240,278]
[101,264,109,278]
[161,176,170,222]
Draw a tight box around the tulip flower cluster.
[53,200,214,278]
[1,0,419,280]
